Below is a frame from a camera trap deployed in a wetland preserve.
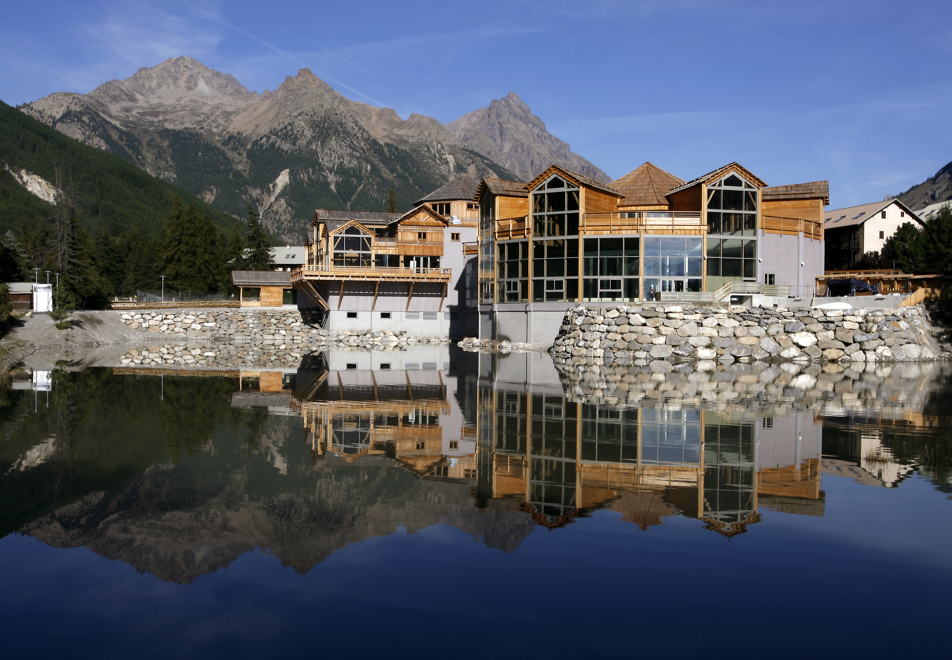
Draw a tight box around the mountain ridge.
[21,58,606,241]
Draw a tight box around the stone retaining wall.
[117,308,449,367]
[553,358,940,417]
[550,304,942,366]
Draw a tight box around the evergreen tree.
[94,227,123,295]
[386,189,399,213]
[243,205,272,271]
[220,224,245,293]
[119,231,159,295]
[922,204,952,272]
[0,231,28,281]
[884,222,924,272]
[160,196,190,290]
[188,204,221,292]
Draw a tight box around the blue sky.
[2,0,950,208]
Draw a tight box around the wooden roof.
[329,219,375,235]
[391,204,449,226]
[474,177,528,200]
[526,164,622,197]
[314,209,398,227]
[415,174,480,205]
[668,162,768,195]
[762,181,830,205]
[611,162,685,206]
[231,270,291,286]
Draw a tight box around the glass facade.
[642,236,703,300]
[706,173,758,290]
[332,226,372,267]
[582,237,639,302]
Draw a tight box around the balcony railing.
[494,216,530,241]
[583,211,704,233]
[374,238,444,249]
[291,264,452,283]
[762,214,822,240]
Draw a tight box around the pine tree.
[160,196,190,290]
[220,224,245,293]
[386,189,399,213]
[0,231,28,281]
[243,205,272,271]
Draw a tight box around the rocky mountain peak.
[89,56,255,108]
[446,92,608,183]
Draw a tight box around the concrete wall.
[759,231,824,297]
[324,345,452,371]
[493,302,575,345]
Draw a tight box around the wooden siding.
[668,185,703,212]
[583,187,620,214]
[762,198,825,240]
[241,285,285,307]
[498,196,529,219]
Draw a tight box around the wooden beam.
[372,281,380,311]
[337,281,345,310]
[406,282,414,311]
[301,281,329,311]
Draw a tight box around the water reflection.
[1,349,950,585]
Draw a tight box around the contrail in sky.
[190,5,386,107]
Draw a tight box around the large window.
[583,237,639,302]
[531,176,580,237]
[532,239,578,302]
[497,240,528,302]
[479,198,495,304]
[706,173,758,289]
[333,226,372,267]
[642,236,703,300]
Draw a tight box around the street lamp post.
[34,268,39,283]
[160,276,166,303]
[45,271,50,284]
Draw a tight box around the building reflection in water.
[232,348,828,538]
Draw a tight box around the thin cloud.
[188,4,388,107]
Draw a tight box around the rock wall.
[553,358,941,418]
[550,304,943,366]
[118,308,449,367]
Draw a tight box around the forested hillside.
[0,100,240,238]
[0,100,280,310]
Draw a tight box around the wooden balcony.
[462,241,479,256]
[374,237,444,256]
[291,264,452,284]
[763,214,823,240]
[494,216,530,241]
[582,212,704,235]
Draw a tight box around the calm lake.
[1,347,950,658]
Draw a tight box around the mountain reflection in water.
[1,348,951,657]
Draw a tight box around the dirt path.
[0,311,142,371]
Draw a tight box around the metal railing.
[291,265,452,282]
[583,211,704,233]
[658,281,793,303]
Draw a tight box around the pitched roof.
[231,270,291,286]
[762,181,830,205]
[390,204,449,226]
[415,174,480,205]
[269,246,307,266]
[314,209,398,226]
[6,282,34,295]
[667,162,768,195]
[823,199,922,229]
[474,178,528,200]
[610,162,684,206]
[525,164,622,196]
